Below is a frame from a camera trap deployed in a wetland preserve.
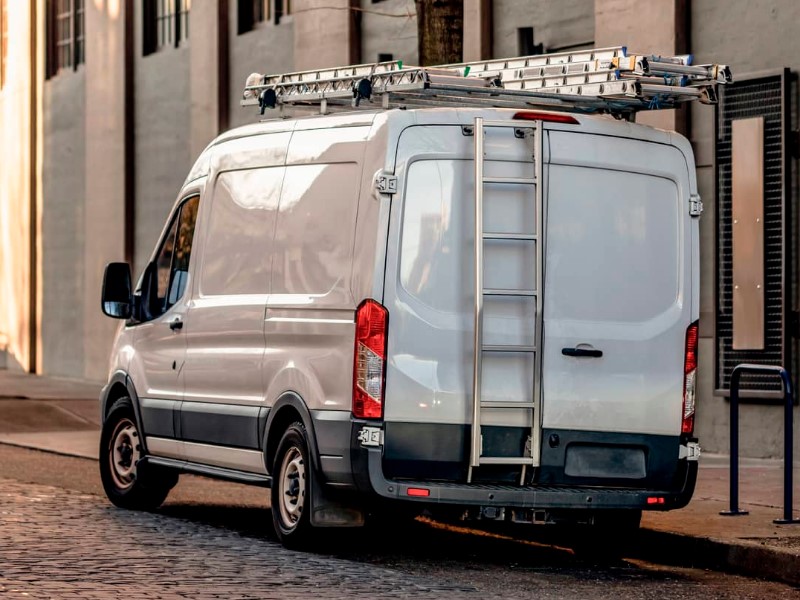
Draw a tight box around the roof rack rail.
[241,46,732,119]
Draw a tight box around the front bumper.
[362,446,698,511]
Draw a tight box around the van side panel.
[264,126,370,421]
[179,133,288,467]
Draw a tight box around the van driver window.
[147,195,199,319]
[154,217,178,311]
[168,195,199,307]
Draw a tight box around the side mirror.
[141,261,160,320]
[101,262,133,319]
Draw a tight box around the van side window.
[168,196,200,306]
[144,195,200,320]
[153,217,179,311]
[200,169,283,296]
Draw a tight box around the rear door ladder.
[468,117,544,484]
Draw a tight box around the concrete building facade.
[1,0,797,459]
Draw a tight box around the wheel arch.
[263,392,321,476]
[101,371,148,454]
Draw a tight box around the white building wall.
[493,0,594,58]
[133,11,192,276]
[360,0,417,65]
[690,0,800,458]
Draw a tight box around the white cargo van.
[99,49,718,548]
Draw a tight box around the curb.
[0,438,98,462]
[636,528,800,588]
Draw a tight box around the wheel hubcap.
[278,447,305,529]
[109,418,141,491]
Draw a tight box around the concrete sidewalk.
[0,370,101,458]
[1,370,799,586]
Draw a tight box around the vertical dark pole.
[28,0,39,374]
[730,369,740,512]
[124,0,135,267]
[721,367,748,515]
[774,369,799,524]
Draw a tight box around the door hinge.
[679,441,701,461]
[375,172,398,195]
[689,193,704,217]
[357,426,383,447]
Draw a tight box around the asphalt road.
[0,444,797,599]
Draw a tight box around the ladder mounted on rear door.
[468,117,544,484]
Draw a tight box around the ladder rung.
[482,344,536,353]
[483,288,537,297]
[482,176,536,185]
[478,457,535,466]
[480,401,536,409]
[483,232,537,241]
[480,120,538,129]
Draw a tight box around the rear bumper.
[362,446,698,511]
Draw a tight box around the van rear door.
[542,132,693,442]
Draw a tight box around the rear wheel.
[271,422,316,548]
[99,397,177,510]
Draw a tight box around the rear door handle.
[169,317,183,331]
[562,347,602,358]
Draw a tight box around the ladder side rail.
[468,117,486,481]
[531,123,545,469]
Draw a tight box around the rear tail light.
[682,321,699,435]
[353,299,388,419]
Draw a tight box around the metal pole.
[720,366,748,516]
[774,368,800,524]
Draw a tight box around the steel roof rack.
[241,46,732,119]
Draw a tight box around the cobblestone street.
[0,478,477,599]
[1,457,800,600]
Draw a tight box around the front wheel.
[99,397,177,510]
[271,422,316,548]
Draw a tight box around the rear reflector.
[513,111,579,124]
[407,488,430,497]
[647,496,666,505]
[353,299,388,419]
[682,321,699,435]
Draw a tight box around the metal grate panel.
[716,73,789,392]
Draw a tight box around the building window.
[274,0,291,24]
[1,0,7,89]
[517,27,543,56]
[377,53,393,63]
[143,0,191,56]
[238,0,270,34]
[46,0,85,78]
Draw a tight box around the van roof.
[212,107,679,149]
[187,106,693,190]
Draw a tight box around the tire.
[271,421,316,548]
[99,397,178,511]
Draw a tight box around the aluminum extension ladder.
[467,117,544,484]
[241,46,733,119]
